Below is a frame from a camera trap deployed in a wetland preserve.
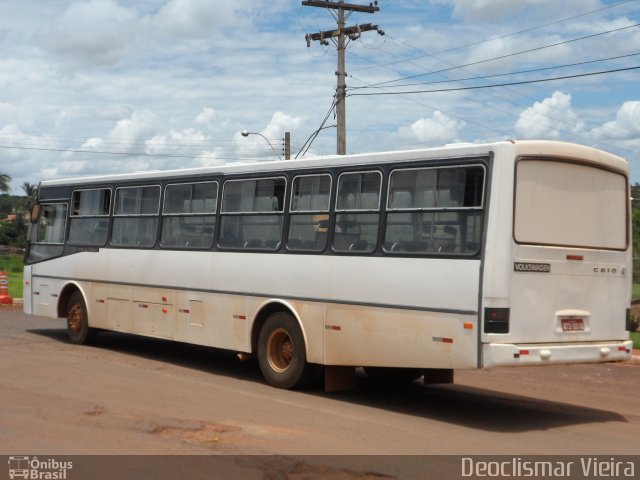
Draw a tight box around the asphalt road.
[1,308,639,459]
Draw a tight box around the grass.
[0,254,23,299]
[632,332,640,350]
[633,283,640,301]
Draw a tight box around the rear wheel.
[257,312,317,389]
[67,291,96,345]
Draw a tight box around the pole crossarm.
[302,0,382,155]
[301,1,379,13]
[305,23,379,46]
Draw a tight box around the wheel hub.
[267,328,293,373]
[68,304,82,333]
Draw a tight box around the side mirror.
[30,204,40,224]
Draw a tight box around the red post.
[0,271,13,304]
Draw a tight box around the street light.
[241,130,282,161]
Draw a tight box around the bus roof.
[39,139,628,187]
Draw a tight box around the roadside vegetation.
[0,173,32,299]
[0,254,23,298]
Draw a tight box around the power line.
[349,33,638,141]
[349,52,640,90]
[0,144,281,161]
[0,132,282,147]
[296,97,338,158]
[363,22,640,89]
[349,65,640,96]
[350,0,638,73]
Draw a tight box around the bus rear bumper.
[482,340,633,368]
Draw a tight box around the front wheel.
[67,291,97,345]
[257,312,317,389]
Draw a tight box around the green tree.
[21,182,36,198]
[0,173,10,193]
[20,182,36,212]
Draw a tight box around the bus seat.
[349,240,369,252]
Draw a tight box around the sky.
[0,0,639,194]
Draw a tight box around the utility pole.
[303,1,383,155]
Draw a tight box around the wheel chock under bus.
[423,368,454,385]
[324,366,357,392]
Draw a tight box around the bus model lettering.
[594,267,617,274]
[513,262,551,273]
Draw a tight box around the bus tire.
[257,312,315,389]
[363,367,424,383]
[66,291,96,345]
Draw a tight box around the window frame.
[332,170,383,254]
[70,187,112,217]
[160,180,219,250]
[113,185,161,217]
[221,176,287,214]
[110,184,161,248]
[335,170,383,213]
[287,173,333,253]
[162,180,219,216]
[34,202,68,245]
[385,164,486,212]
[383,164,486,256]
[218,176,287,251]
[68,188,112,247]
[289,173,332,213]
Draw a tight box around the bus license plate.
[561,318,584,332]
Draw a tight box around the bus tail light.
[484,308,510,334]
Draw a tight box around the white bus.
[23,140,633,389]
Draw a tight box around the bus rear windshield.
[514,159,627,250]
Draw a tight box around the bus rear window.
[514,159,627,250]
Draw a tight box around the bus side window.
[160,181,218,249]
[68,188,111,246]
[333,171,381,254]
[111,185,160,248]
[28,203,67,263]
[219,177,286,251]
[384,165,484,255]
[287,174,332,252]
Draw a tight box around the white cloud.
[45,0,140,67]
[107,110,158,151]
[146,127,226,168]
[591,101,640,141]
[94,105,134,121]
[153,0,250,38]
[80,137,104,150]
[80,109,158,155]
[195,107,216,129]
[395,111,466,148]
[515,91,583,139]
